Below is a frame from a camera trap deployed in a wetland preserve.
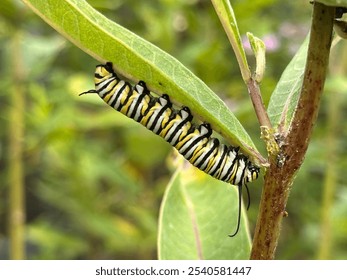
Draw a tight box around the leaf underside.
[23,0,260,160]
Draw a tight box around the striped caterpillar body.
[80,62,260,236]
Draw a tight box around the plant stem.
[317,41,346,259]
[211,0,273,153]
[250,2,334,260]
[210,0,251,81]
[246,78,272,129]
[317,90,338,259]
[8,31,26,260]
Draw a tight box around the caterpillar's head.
[245,162,260,184]
[79,62,116,97]
[94,62,115,83]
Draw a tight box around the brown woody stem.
[250,2,334,260]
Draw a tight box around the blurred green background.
[0,0,346,259]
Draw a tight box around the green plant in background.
[1,0,347,260]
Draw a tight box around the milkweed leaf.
[158,162,251,260]
[23,0,260,160]
[267,36,309,130]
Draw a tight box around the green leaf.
[247,32,266,83]
[23,0,259,159]
[316,0,347,7]
[158,162,251,260]
[267,35,309,129]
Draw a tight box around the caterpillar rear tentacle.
[81,62,260,237]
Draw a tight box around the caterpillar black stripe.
[80,62,260,236]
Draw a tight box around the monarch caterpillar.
[80,62,260,236]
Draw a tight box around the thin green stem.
[211,0,273,136]
[8,31,26,260]
[317,42,346,259]
[318,94,338,259]
[246,78,272,129]
[210,0,250,81]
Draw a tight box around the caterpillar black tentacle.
[80,62,260,236]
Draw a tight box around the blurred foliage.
[0,0,346,259]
